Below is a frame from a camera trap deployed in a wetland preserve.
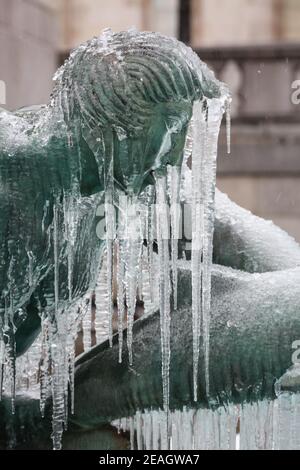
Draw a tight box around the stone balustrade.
[196,44,300,123]
[195,45,300,242]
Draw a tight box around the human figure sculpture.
[0,29,221,355]
[1,30,300,450]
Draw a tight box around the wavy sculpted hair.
[52,29,223,136]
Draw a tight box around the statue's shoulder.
[14,104,47,116]
[0,105,44,154]
[0,108,19,149]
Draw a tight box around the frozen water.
[191,97,226,401]
[6,28,287,451]
[115,406,238,450]
[115,397,300,450]
[168,166,181,311]
[155,175,171,419]
[225,98,231,155]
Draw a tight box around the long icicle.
[191,101,206,402]
[82,295,92,351]
[202,98,225,397]
[105,189,115,348]
[117,239,125,363]
[94,256,110,344]
[168,166,181,311]
[40,315,50,417]
[125,196,142,365]
[104,134,115,348]
[226,98,232,155]
[192,98,225,401]
[51,202,65,450]
[155,174,171,445]
[116,193,128,363]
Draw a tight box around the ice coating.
[68,173,300,449]
[0,29,229,448]
[3,25,300,450]
[2,188,300,450]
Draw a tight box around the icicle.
[16,329,42,392]
[191,98,224,401]
[94,257,110,344]
[105,190,115,347]
[116,194,128,363]
[82,295,92,351]
[103,130,115,349]
[273,394,300,450]
[170,410,180,450]
[180,119,194,203]
[273,366,300,449]
[115,398,300,451]
[67,332,76,415]
[196,408,220,450]
[51,203,67,450]
[67,247,74,302]
[116,418,121,434]
[143,411,153,450]
[6,333,16,414]
[125,405,240,451]
[63,195,78,302]
[129,416,135,450]
[53,204,59,315]
[135,411,143,450]
[159,410,169,450]
[121,417,128,433]
[276,395,293,450]
[226,98,231,155]
[148,200,156,305]
[291,393,300,450]
[141,248,159,316]
[27,251,34,287]
[155,176,171,424]
[0,337,5,400]
[117,242,125,363]
[168,166,181,311]
[191,101,205,402]
[218,405,239,450]
[152,410,160,450]
[40,316,50,417]
[290,394,300,450]
[124,196,142,365]
[50,317,66,450]
[50,355,65,450]
[3,294,16,414]
[240,400,274,450]
[181,407,194,450]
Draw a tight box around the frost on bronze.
[1,29,300,450]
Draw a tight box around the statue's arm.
[71,264,300,427]
[213,190,300,272]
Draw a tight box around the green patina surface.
[1,30,300,449]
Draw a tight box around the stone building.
[0,0,58,109]
[0,0,300,240]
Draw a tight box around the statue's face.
[145,101,192,168]
[114,101,193,195]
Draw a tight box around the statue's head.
[53,29,225,195]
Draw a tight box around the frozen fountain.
[1,29,300,450]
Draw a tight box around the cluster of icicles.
[113,394,300,450]
[1,96,230,450]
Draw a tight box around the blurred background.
[0,0,300,241]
